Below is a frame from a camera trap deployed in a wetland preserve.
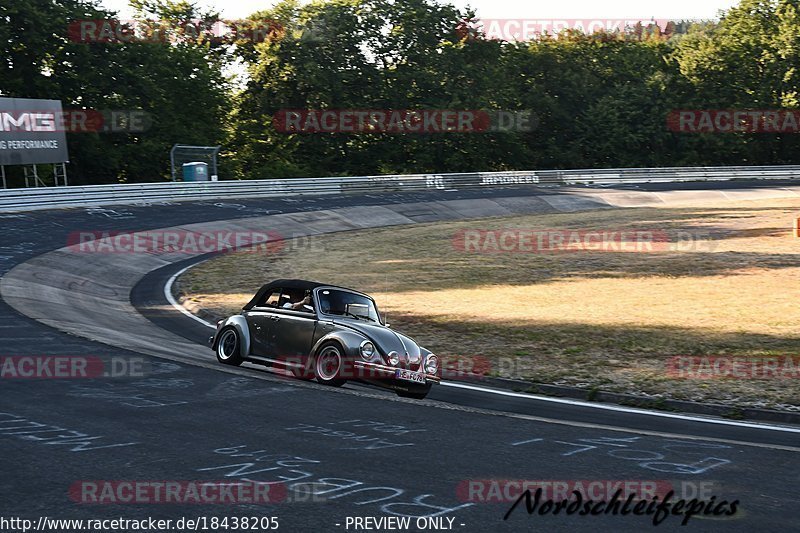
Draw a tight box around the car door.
[244,288,283,356]
[268,309,318,364]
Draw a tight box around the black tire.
[396,385,432,400]
[313,342,347,387]
[215,327,243,366]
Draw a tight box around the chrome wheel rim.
[316,346,342,381]
[217,329,237,360]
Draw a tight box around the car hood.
[332,318,422,362]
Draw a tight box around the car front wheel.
[216,327,243,366]
[314,342,347,387]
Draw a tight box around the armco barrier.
[1,165,798,212]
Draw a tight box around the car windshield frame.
[314,287,383,324]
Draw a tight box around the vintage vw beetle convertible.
[209,279,440,399]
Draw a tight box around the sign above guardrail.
[0,165,798,212]
[0,97,70,166]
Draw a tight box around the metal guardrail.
[1,165,799,212]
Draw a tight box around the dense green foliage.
[1,0,799,183]
[0,0,228,184]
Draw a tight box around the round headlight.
[387,351,400,366]
[360,341,375,360]
[425,354,438,375]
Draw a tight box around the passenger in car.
[282,290,313,311]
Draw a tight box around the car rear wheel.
[314,342,346,387]
[216,327,243,366]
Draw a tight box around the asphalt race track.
[1,182,799,533]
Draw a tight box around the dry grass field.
[181,198,800,410]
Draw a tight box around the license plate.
[395,369,425,384]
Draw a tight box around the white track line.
[166,263,800,434]
[164,264,216,329]
[441,381,800,434]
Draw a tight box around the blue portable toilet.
[182,162,209,181]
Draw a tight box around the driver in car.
[283,291,313,311]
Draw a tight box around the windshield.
[316,288,380,323]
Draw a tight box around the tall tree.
[0,0,228,184]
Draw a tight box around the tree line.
[1,0,798,185]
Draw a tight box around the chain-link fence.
[169,144,221,181]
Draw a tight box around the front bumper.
[353,361,441,383]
